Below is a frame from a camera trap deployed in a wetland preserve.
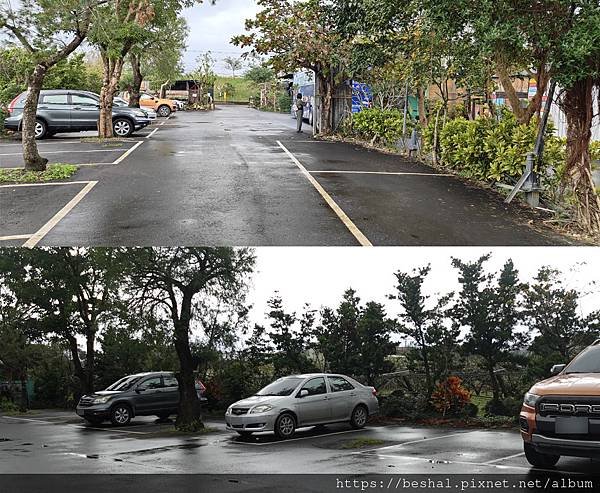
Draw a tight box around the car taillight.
[8,94,20,115]
[371,388,377,397]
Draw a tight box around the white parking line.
[365,452,579,475]
[0,149,125,157]
[0,234,32,241]
[22,181,98,248]
[311,170,453,177]
[355,431,481,454]
[276,140,372,247]
[233,428,362,446]
[145,127,159,139]
[112,140,144,164]
[2,415,150,435]
[484,451,526,464]
[0,180,92,188]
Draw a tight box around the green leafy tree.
[451,256,522,402]
[391,264,459,397]
[124,247,255,431]
[223,56,243,77]
[0,0,101,169]
[244,64,275,84]
[0,248,122,396]
[233,0,353,133]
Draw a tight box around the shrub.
[379,389,430,419]
[425,109,566,185]
[0,397,20,413]
[277,93,292,114]
[352,108,413,147]
[484,397,521,417]
[431,376,471,416]
[461,402,479,418]
[0,106,8,134]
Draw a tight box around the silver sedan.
[225,373,379,439]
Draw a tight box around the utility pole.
[505,79,557,207]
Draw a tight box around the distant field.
[214,76,258,103]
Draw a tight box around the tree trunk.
[160,81,170,99]
[129,53,143,108]
[21,64,49,171]
[66,333,89,396]
[315,73,334,134]
[85,331,96,394]
[174,293,203,431]
[562,77,600,233]
[417,86,427,126]
[487,363,500,402]
[99,53,126,138]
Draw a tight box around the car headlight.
[133,110,146,117]
[523,392,540,408]
[250,404,274,414]
[226,407,232,415]
[92,396,112,404]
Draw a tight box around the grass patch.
[0,163,78,184]
[339,437,385,449]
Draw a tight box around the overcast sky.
[182,0,260,74]
[247,247,600,329]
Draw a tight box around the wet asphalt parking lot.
[0,106,576,247]
[1,410,598,475]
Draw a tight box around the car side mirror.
[550,364,566,376]
[135,387,146,393]
[298,389,309,398]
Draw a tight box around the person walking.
[295,93,305,133]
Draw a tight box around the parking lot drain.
[0,437,12,441]
[86,454,99,459]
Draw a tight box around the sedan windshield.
[565,346,600,373]
[105,375,143,391]
[256,377,303,396]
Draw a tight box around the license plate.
[555,417,588,434]
[76,409,84,416]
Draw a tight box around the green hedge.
[352,108,414,147]
[423,110,566,183]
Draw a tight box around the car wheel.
[112,118,133,137]
[84,417,104,426]
[157,105,171,117]
[274,412,296,439]
[524,442,560,468]
[34,119,47,139]
[110,403,132,426]
[350,405,368,429]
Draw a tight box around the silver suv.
[5,89,150,138]
[225,373,379,439]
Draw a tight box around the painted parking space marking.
[364,452,579,475]
[0,149,127,157]
[277,140,372,247]
[145,127,159,139]
[112,140,144,164]
[0,234,32,241]
[18,181,97,248]
[231,428,362,446]
[0,180,92,188]
[311,170,453,177]
[2,415,150,435]
[484,451,526,464]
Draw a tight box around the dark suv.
[5,89,150,139]
[76,372,206,426]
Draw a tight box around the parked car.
[139,93,177,117]
[172,100,185,111]
[114,97,157,120]
[76,371,207,426]
[5,90,150,139]
[520,340,600,467]
[225,373,378,439]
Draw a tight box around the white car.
[113,97,157,120]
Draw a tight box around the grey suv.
[5,89,150,139]
[76,372,206,426]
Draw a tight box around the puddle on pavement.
[118,442,206,456]
[0,438,12,442]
